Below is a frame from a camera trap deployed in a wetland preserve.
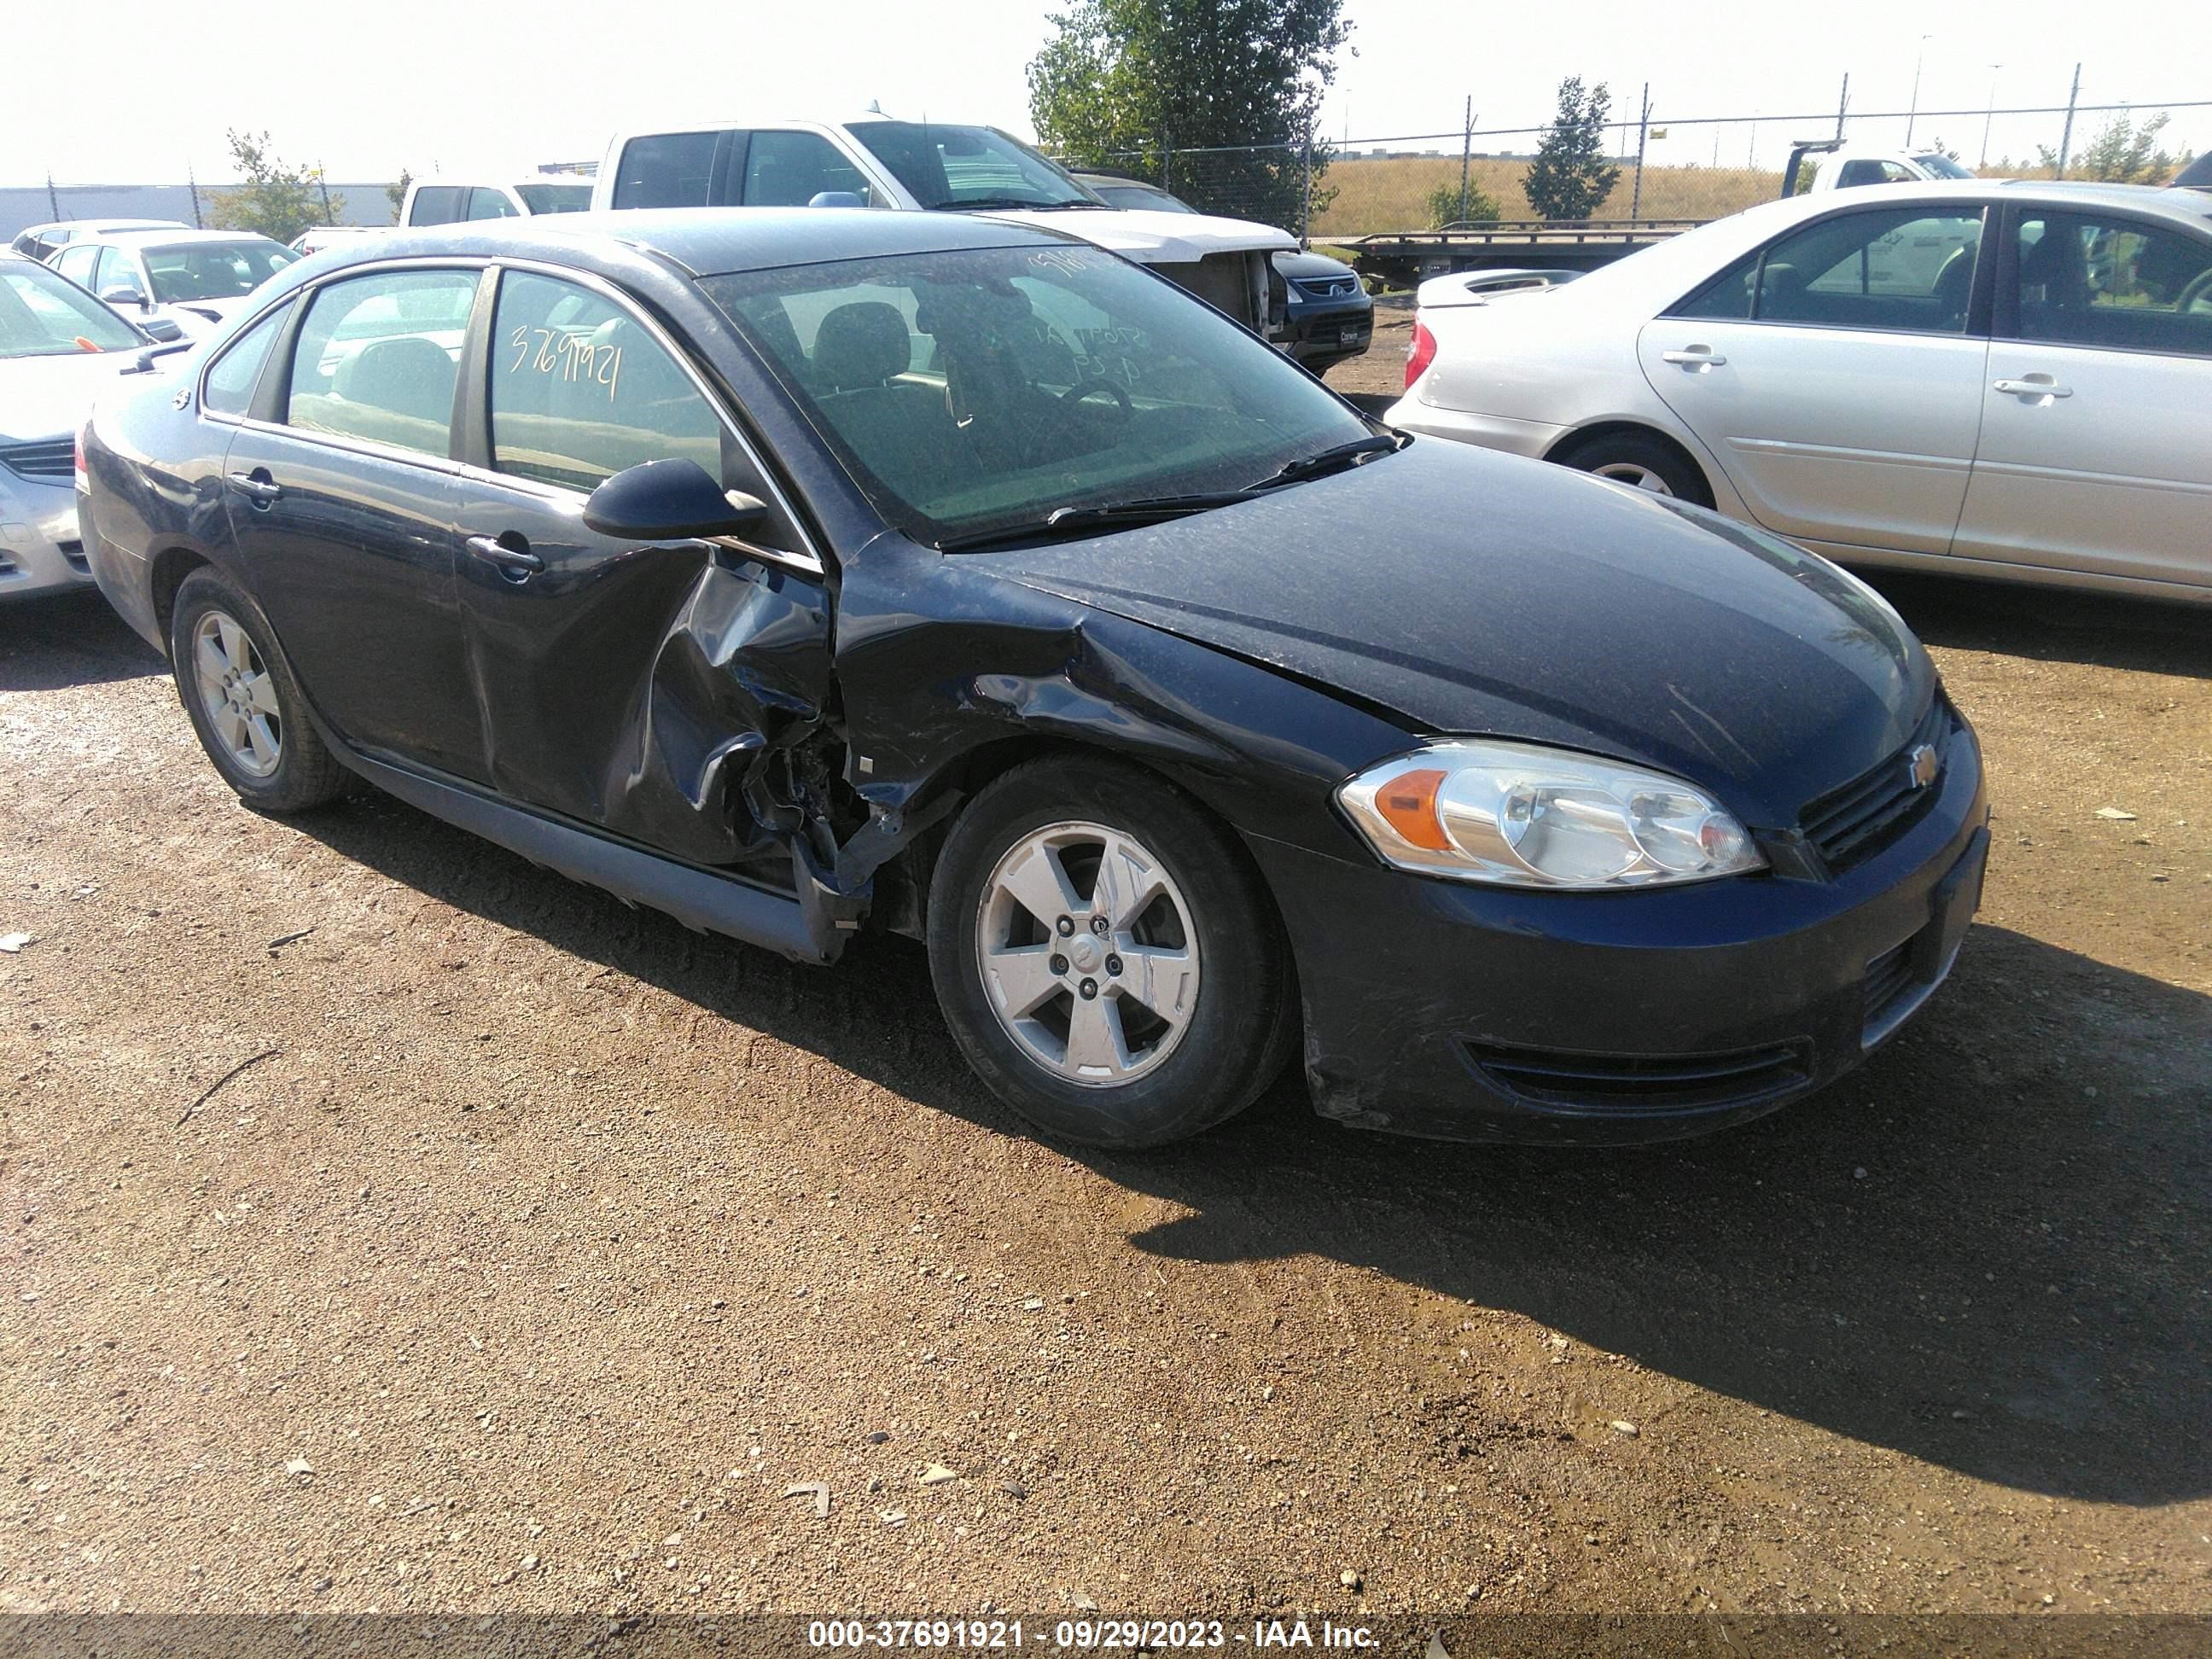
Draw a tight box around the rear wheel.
[1553,430,1713,506]
[927,756,1296,1149]
[170,568,347,813]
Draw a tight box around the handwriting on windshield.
[508,325,621,403]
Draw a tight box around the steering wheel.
[1052,375,1133,428]
[2178,267,2212,313]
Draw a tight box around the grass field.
[1308,155,1785,237]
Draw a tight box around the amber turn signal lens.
[1377,767,1452,851]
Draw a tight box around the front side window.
[2009,212,2212,360]
[285,269,478,457]
[1676,207,1984,334]
[611,131,721,209]
[842,123,1097,210]
[143,241,296,303]
[0,260,143,357]
[515,182,591,214]
[202,300,294,416]
[488,271,724,492]
[742,131,872,207]
[466,188,518,221]
[703,242,1369,545]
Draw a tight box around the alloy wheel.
[1591,462,1675,495]
[974,821,1201,1087]
[192,609,282,778]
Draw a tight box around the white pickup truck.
[591,114,1298,337]
[1783,141,1978,195]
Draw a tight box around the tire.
[169,567,348,813]
[1553,430,1714,507]
[926,755,1296,1149]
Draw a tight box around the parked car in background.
[0,252,170,601]
[1073,172,1373,369]
[82,210,1984,1149]
[596,116,1295,337]
[399,174,594,226]
[1391,180,2212,604]
[291,224,388,256]
[10,218,187,262]
[49,230,299,340]
[1784,142,1979,196]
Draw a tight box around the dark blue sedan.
[78,210,1988,1148]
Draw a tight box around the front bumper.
[0,470,94,601]
[1284,298,1374,364]
[1251,714,1988,1144]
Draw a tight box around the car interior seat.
[811,300,973,500]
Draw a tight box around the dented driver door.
[451,267,832,876]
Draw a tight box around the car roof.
[90,228,288,247]
[412,175,592,189]
[305,207,1067,277]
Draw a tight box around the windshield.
[1092,183,1196,213]
[843,122,1099,210]
[1915,154,1976,180]
[701,243,1371,547]
[516,181,592,213]
[0,260,142,357]
[143,241,298,303]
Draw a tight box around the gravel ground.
[3,462,2208,1620]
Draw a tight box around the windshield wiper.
[1243,432,1407,491]
[938,194,1100,212]
[935,492,1256,553]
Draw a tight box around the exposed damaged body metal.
[81,209,1988,1147]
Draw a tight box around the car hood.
[983,441,1934,828]
[0,349,156,443]
[1274,247,1358,280]
[983,206,1298,260]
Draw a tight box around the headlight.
[1337,739,1765,889]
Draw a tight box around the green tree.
[1426,179,1500,227]
[1027,0,1353,230]
[207,131,342,243]
[2042,109,2178,183]
[387,168,414,224]
[1522,78,1621,221]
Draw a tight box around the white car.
[48,230,299,340]
[1388,180,2212,604]
[592,115,1296,336]
[398,173,594,226]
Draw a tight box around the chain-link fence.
[1056,90,2209,245]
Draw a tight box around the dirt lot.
[3,458,2208,1619]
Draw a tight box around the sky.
[9,0,2207,187]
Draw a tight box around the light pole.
[1906,33,1933,146]
[1979,64,2002,168]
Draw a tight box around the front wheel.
[926,756,1296,1149]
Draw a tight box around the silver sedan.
[1388,179,2212,604]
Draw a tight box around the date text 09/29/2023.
[806,1621,1382,1650]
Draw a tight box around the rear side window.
[285,269,478,457]
[465,188,517,221]
[55,245,99,286]
[612,131,722,209]
[487,271,724,492]
[202,300,294,416]
[409,185,466,225]
[742,131,870,207]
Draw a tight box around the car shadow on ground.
[306,786,2212,1509]
[0,591,165,692]
[1864,569,2212,678]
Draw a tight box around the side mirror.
[582,458,770,541]
[102,284,149,310]
[807,190,866,209]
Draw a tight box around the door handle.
[1661,346,1726,368]
[226,470,282,504]
[464,533,544,577]
[1993,376,2072,400]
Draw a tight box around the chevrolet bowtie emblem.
[1906,742,1940,789]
